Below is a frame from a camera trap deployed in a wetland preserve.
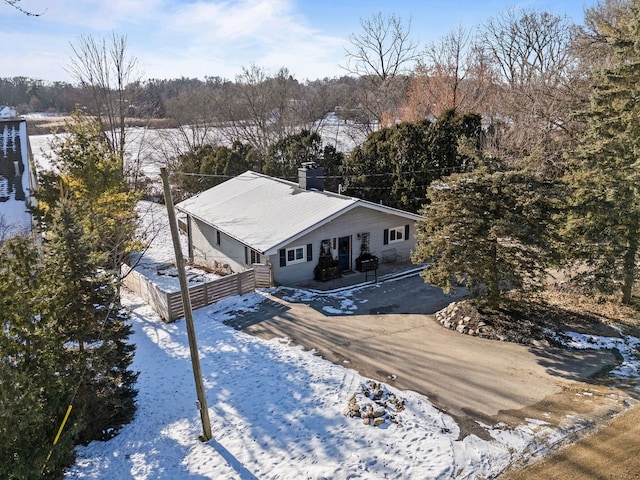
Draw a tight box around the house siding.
[189,216,248,273]
[269,206,416,285]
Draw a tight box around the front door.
[338,236,351,271]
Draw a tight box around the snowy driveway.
[234,274,620,438]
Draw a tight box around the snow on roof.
[176,171,356,255]
[0,119,32,238]
[176,171,420,256]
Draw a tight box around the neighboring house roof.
[1,118,35,238]
[176,170,421,256]
[0,106,17,119]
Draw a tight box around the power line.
[168,164,468,181]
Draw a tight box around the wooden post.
[160,168,213,441]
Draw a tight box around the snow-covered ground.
[130,201,222,294]
[63,201,640,479]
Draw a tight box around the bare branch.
[342,12,419,83]
[2,0,45,16]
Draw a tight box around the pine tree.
[0,237,77,479]
[412,151,558,308]
[563,0,640,304]
[263,129,344,191]
[43,199,137,444]
[35,111,142,271]
[342,110,482,213]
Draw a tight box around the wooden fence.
[121,263,272,323]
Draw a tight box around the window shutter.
[306,243,313,262]
[244,246,248,265]
[279,249,286,267]
[383,228,389,245]
[404,224,410,241]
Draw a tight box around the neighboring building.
[176,164,422,286]
[0,118,37,240]
[0,106,17,120]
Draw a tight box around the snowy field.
[27,118,368,190]
[62,202,640,479]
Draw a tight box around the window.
[287,246,305,264]
[384,225,410,245]
[279,244,313,267]
[250,249,261,264]
[389,227,403,243]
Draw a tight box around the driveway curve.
[231,274,629,438]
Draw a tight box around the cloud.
[139,0,345,80]
[1,0,350,82]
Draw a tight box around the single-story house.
[175,164,422,286]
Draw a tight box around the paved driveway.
[229,273,624,437]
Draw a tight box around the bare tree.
[391,25,495,122]
[217,64,309,157]
[480,8,583,173]
[422,26,494,115]
[342,12,419,130]
[482,8,575,88]
[343,12,419,82]
[67,33,140,177]
[164,85,224,152]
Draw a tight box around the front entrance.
[337,236,351,271]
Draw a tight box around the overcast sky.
[2,0,595,84]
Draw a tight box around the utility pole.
[160,167,213,441]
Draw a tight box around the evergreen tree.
[263,129,344,191]
[173,141,259,196]
[42,199,138,444]
[0,237,76,479]
[563,0,640,304]
[341,110,482,212]
[35,111,141,271]
[412,151,558,308]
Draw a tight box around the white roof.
[176,170,420,255]
[0,119,32,235]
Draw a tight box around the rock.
[373,407,386,418]
[363,417,371,425]
[371,388,383,400]
[374,417,386,427]
[364,404,374,417]
[463,316,471,323]
[344,402,361,417]
[456,324,467,333]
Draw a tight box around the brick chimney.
[298,162,324,191]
